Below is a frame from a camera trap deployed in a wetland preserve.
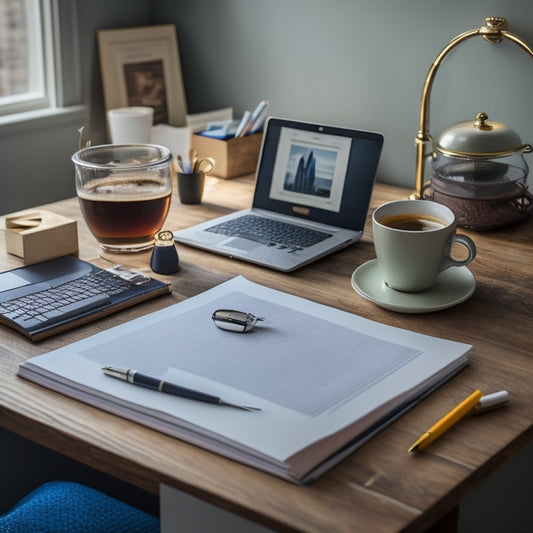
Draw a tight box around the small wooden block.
[5,209,78,265]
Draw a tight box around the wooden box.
[5,210,78,265]
[190,132,263,179]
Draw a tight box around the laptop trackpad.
[221,238,263,252]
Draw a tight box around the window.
[0,0,81,121]
[0,0,54,116]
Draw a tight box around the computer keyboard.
[0,270,132,330]
[206,214,332,249]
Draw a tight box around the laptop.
[173,117,383,271]
[0,255,171,341]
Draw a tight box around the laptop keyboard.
[0,270,132,329]
[206,214,332,250]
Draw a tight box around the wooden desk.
[1,176,532,533]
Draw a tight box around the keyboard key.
[57,294,111,318]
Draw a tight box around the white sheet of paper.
[151,124,191,156]
[185,107,233,130]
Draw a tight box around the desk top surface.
[1,176,532,533]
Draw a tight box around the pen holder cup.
[177,172,205,204]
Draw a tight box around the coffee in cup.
[72,144,173,253]
[372,200,476,292]
[378,213,447,232]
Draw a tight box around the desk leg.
[426,506,458,533]
[160,484,274,533]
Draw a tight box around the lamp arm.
[501,32,533,61]
[414,28,480,198]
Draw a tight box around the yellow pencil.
[408,389,483,453]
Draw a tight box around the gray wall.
[3,0,533,214]
[156,0,533,189]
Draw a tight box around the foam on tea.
[378,213,447,231]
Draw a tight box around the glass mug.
[72,144,172,253]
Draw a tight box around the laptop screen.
[253,118,383,230]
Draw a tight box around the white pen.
[249,100,269,123]
[245,100,269,135]
[234,110,251,137]
[250,112,267,134]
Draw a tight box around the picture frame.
[97,25,187,127]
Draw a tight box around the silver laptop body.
[174,117,383,272]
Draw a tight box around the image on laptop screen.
[252,119,383,231]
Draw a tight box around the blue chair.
[0,481,160,532]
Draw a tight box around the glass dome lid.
[434,112,532,158]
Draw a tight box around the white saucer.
[351,259,476,313]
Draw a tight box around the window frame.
[0,0,84,128]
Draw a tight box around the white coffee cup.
[372,200,476,292]
[107,106,154,144]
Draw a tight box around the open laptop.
[174,117,383,271]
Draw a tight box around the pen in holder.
[177,171,205,204]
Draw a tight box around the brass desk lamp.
[414,16,533,230]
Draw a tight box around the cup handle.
[440,234,477,271]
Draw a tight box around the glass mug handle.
[440,234,476,272]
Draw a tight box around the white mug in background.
[372,200,476,292]
[107,106,154,144]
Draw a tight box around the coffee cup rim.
[372,199,455,231]
[107,106,154,117]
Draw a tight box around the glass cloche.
[422,112,533,229]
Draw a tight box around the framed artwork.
[97,25,187,126]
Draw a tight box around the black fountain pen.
[102,366,260,412]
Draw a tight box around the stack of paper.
[18,277,470,484]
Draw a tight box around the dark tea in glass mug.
[72,144,172,253]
